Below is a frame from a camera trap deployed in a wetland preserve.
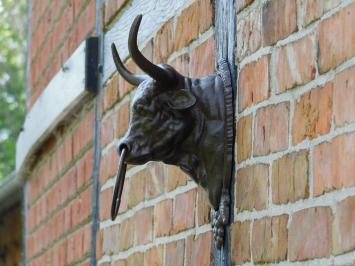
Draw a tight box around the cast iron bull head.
[110,15,233,249]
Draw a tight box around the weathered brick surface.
[173,189,196,233]
[155,199,173,237]
[237,114,252,163]
[272,151,309,204]
[238,55,270,112]
[104,0,127,25]
[313,132,355,196]
[186,232,212,266]
[318,3,355,73]
[254,102,289,156]
[237,6,262,61]
[236,164,269,212]
[252,215,288,263]
[333,66,355,127]
[174,0,214,51]
[165,240,185,266]
[189,37,216,77]
[292,83,333,144]
[332,196,355,255]
[275,35,317,93]
[262,0,297,46]
[144,245,163,266]
[289,207,332,261]
[299,0,341,26]
[231,221,251,265]
[30,0,96,106]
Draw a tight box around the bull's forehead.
[132,79,156,105]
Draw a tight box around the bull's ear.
[166,90,196,110]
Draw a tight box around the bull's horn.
[128,15,176,86]
[111,43,146,86]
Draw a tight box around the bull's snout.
[117,137,151,164]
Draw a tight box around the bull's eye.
[134,103,146,115]
[160,110,169,121]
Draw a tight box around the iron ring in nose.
[111,147,128,221]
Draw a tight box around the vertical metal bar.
[91,0,104,265]
[214,0,237,265]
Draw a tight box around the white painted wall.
[103,0,193,82]
[16,41,89,177]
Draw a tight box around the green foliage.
[0,0,27,179]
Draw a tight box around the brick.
[134,207,153,245]
[100,116,114,147]
[145,163,164,200]
[170,54,189,76]
[127,252,143,266]
[102,225,120,255]
[238,56,269,112]
[103,75,119,112]
[128,168,147,208]
[252,215,288,263]
[100,188,113,221]
[144,246,163,266]
[104,0,127,25]
[196,187,211,226]
[262,0,297,45]
[189,37,216,77]
[100,146,119,184]
[231,221,251,265]
[275,35,317,93]
[173,189,196,233]
[236,6,262,61]
[289,207,332,261]
[236,164,268,212]
[166,165,188,192]
[272,151,309,204]
[318,3,355,73]
[154,20,174,64]
[186,232,212,266]
[332,196,355,255]
[333,67,355,127]
[115,100,130,138]
[313,132,355,196]
[293,83,333,144]
[254,102,289,156]
[155,199,173,237]
[175,0,214,51]
[299,0,341,26]
[118,61,135,98]
[119,218,134,251]
[237,114,252,163]
[165,240,185,266]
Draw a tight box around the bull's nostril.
[118,142,130,154]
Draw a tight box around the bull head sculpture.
[110,15,234,249]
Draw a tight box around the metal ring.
[111,147,127,220]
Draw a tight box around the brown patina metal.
[110,14,233,249]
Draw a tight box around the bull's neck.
[173,76,225,191]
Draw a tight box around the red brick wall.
[0,204,22,266]
[233,0,355,264]
[27,105,94,266]
[24,0,355,265]
[97,0,216,264]
[29,0,96,108]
